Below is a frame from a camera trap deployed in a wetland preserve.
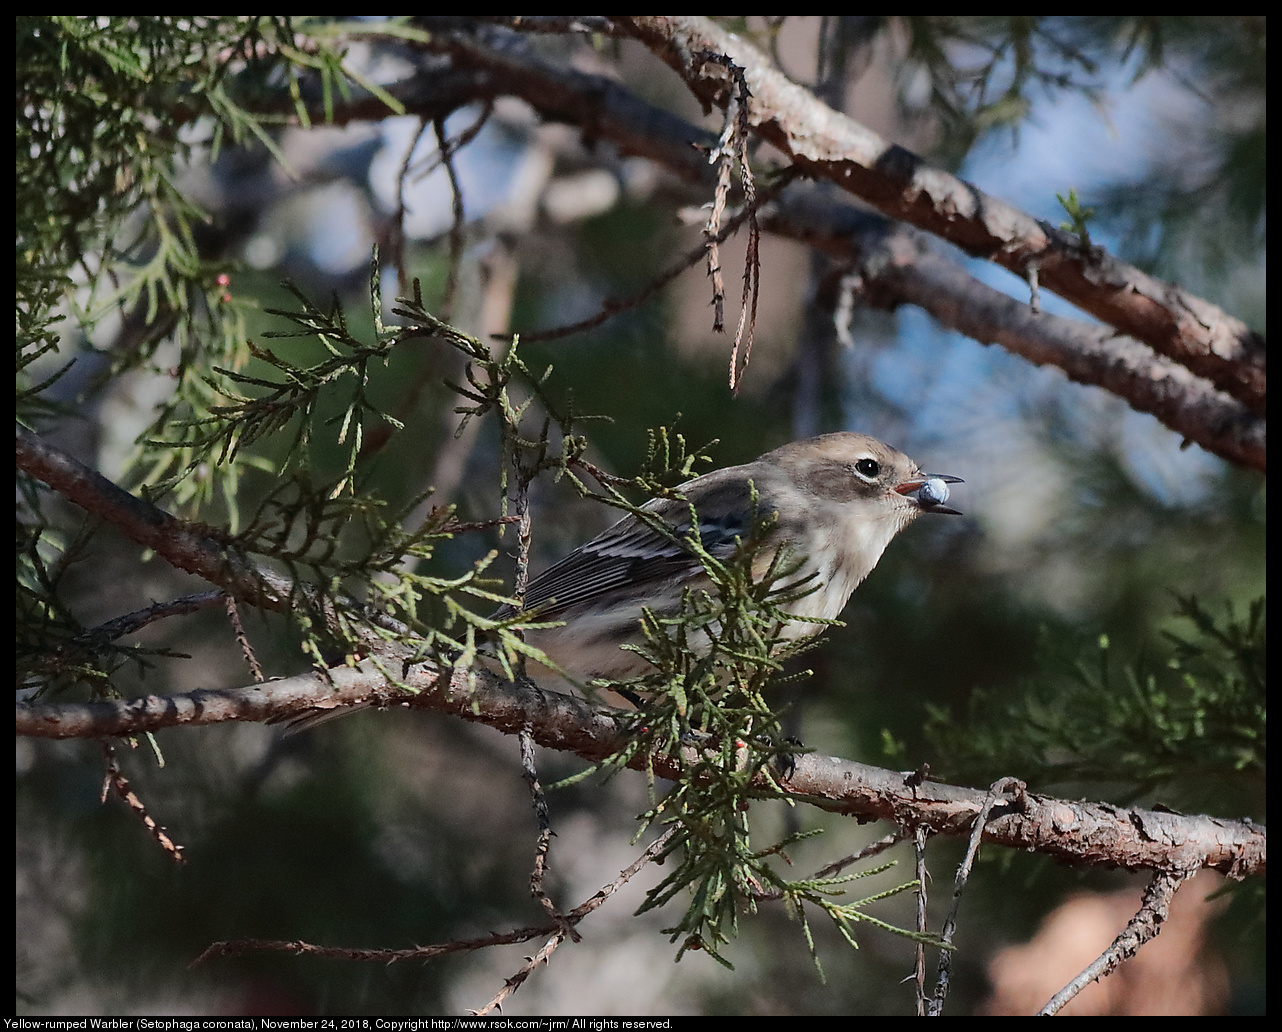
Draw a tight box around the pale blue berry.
[918,478,950,507]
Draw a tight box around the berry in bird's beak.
[896,473,963,515]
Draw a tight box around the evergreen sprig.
[927,595,1266,812]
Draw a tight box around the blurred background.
[16,16,1264,1015]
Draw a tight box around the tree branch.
[763,203,1263,471]
[16,650,1266,882]
[612,15,1265,418]
[382,21,1263,470]
[15,428,407,635]
[1039,867,1199,1015]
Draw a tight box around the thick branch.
[16,651,1265,882]
[612,16,1265,418]
[760,198,1265,471]
[394,23,1262,470]
[14,428,405,634]
[16,429,288,610]
[429,23,715,186]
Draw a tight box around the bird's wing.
[506,469,771,619]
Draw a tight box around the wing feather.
[501,466,775,619]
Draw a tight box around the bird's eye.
[853,458,880,480]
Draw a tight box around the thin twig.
[929,776,1027,1015]
[440,513,522,535]
[474,827,677,1014]
[914,823,930,1016]
[225,594,263,683]
[1039,867,1199,1016]
[194,827,676,969]
[73,591,226,645]
[811,830,910,882]
[100,741,186,865]
[474,931,564,1016]
[723,60,760,393]
[703,66,737,332]
[512,168,797,346]
[432,113,470,320]
[520,724,578,939]
[391,117,432,297]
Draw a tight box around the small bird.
[500,432,962,688]
[284,432,960,730]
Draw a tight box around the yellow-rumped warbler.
[286,432,959,728]
[500,432,961,687]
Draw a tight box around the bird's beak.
[895,473,964,516]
